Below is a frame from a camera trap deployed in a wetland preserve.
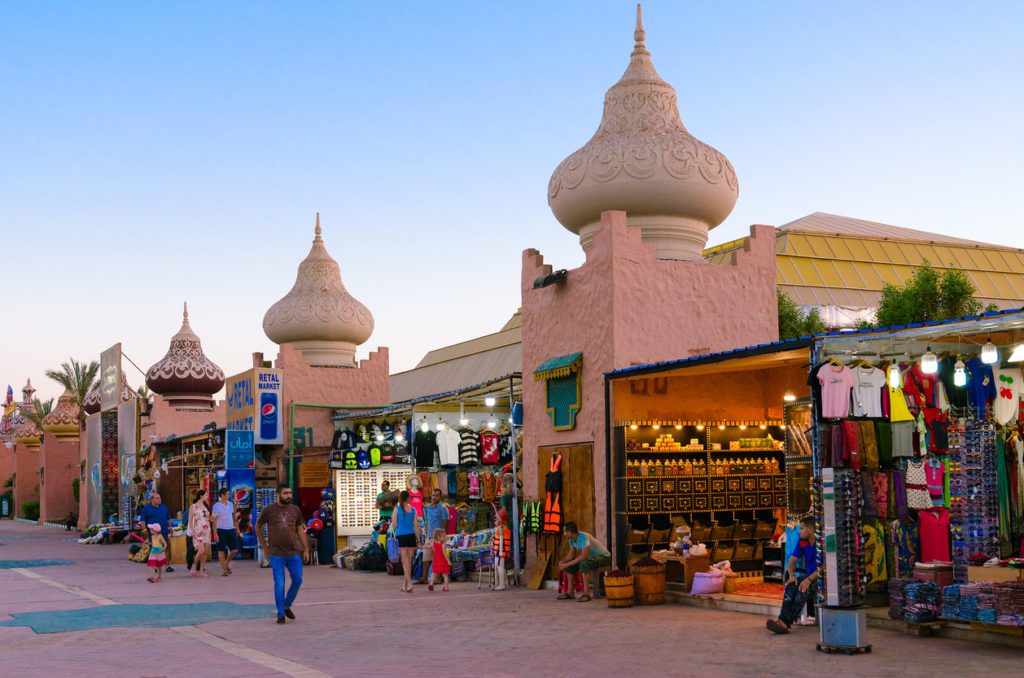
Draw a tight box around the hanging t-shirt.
[818,363,856,418]
[923,408,949,452]
[414,430,438,469]
[892,421,915,458]
[938,355,970,412]
[919,507,951,563]
[992,367,1023,425]
[436,428,461,467]
[887,382,915,422]
[902,364,938,410]
[479,431,500,464]
[851,366,887,418]
[458,427,481,466]
[965,357,996,418]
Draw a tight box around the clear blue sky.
[2,1,1023,403]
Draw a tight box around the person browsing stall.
[557,522,611,602]
[767,516,819,634]
[137,492,174,573]
[211,487,239,576]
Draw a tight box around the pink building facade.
[11,441,40,518]
[520,212,778,554]
[38,432,79,523]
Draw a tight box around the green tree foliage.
[778,289,826,340]
[871,262,995,328]
[45,358,99,430]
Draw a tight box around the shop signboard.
[225,430,255,469]
[298,462,331,487]
[226,368,283,445]
[99,344,122,412]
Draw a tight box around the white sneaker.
[494,585,508,591]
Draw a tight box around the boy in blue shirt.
[767,516,818,634]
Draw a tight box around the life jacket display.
[525,501,541,533]
[542,454,563,534]
[493,524,512,559]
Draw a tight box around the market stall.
[606,341,814,583]
[809,308,1024,640]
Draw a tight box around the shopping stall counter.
[652,550,711,591]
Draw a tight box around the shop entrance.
[537,443,595,578]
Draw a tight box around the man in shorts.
[211,487,239,576]
[418,489,449,584]
[557,521,611,602]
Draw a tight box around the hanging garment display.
[892,421,915,458]
[851,365,887,417]
[542,454,564,534]
[480,431,500,464]
[925,458,945,506]
[862,519,888,590]
[919,507,951,563]
[905,459,934,510]
[859,422,879,469]
[458,427,481,465]
[993,367,1023,426]
[437,427,461,467]
[818,363,856,418]
[965,357,996,418]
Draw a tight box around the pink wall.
[274,343,390,450]
[78,435,88,530]
[0,443,13,493]
[145,395,226,443]
[38,433,79,523]
[520,210,778,549]
[12,442,40,517]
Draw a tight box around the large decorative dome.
[548,5,738,261]
[146,303,225,411]
[263,214,374,367]
[41,387,81,441]
[83,372,136,415]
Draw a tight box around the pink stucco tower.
[521,7,779,554]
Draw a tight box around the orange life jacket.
[492,524,511,559]
[542,454,563,534]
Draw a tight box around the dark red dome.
[145,303,225,411]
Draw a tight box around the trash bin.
[1,494,11,519]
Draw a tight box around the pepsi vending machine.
[225,430,257,548]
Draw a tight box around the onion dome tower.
[13,380,41,450]
[83,372,135,415]
[263,214,374,368]
[547,5,738,261]
[146,303,225,411]
[41,387,81,441]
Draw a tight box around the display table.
[652,551,711,591]
[968,566,1023,583]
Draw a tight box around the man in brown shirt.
[255,484,309,624]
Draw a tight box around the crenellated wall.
[520,210,778,548]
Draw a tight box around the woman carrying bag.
[390,490,420,593]
[188,489,213,578]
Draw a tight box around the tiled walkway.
[2,520,1022,677]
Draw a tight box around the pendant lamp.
[783,390,797,402]
[981,338,999,365]
[1009,343,1024,363]
[953,356,967,387]
[484,393,496,407]
[920,347,939,374]
[888,363,901,388]
[420,417,430,432]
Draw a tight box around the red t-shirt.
[919,507,950,563]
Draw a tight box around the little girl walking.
[428,528,450,592]
[146,523,168,583]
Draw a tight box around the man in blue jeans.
[255,484,309,624]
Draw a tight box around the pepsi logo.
[262,403,276,416]
[234,488,251,504]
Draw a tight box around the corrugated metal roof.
[390,313,522,402]
[706,212,1024,312]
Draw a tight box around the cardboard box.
[968,566,1022,583]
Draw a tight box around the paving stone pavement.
[1,520,1021,677]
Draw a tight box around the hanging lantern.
[888,364,901,389]
[920,347,939,374]
[953,357,968,387]
[981,338,999,365]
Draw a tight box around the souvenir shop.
[810,309,1024,632]
[330,375,524,573]
[605,340,816,584]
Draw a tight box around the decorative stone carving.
[146,303,225,411]
[263,214,374,367]
[548,5,739,261]
[41,388,81,441]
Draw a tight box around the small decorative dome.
[83,373,136,415]
[13,388,41,449]
[1,380,31,439]
[41,387,80,441]
[263,214,374,367]
[146,303,225,411]
[548,5,738,261]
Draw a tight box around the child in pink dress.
[146,523,168,583]
[428,528,451,592]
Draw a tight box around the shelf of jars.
[623,423,787,516]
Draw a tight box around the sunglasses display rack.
[949,418,1000,583]
[819,467,867,606]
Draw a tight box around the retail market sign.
[226,368,283,445]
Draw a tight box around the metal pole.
[509,375,521,581]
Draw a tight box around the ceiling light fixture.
[783,390,796,402]
[459,402,468,427]
[1009,343,1024,363]
[954,355,968,387]
[759,424,767,430]
[696,425,704,431]
[435,421,446,432]
[420,417,430,433]
[920,346,939,374]
[981,337,999,365]
[630,424,638,430]
[484,393,496,408]
[718,424,726,430]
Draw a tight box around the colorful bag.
[386,533,400,564]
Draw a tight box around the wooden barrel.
[631,563,667,605]
[604,575,635,608]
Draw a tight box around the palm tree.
[20,397,54,432]
[45,358,99,430]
